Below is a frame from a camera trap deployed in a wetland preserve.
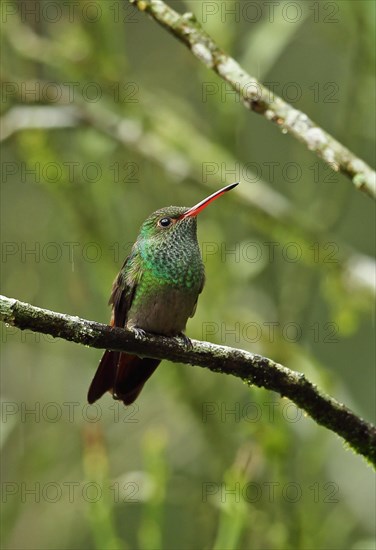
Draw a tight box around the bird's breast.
[127,242,204,335]
[127,285,200,335]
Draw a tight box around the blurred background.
[1,0,375,549]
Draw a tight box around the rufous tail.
[88,351,160,406]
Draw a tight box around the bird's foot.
[131,326,147,339]
[176,332,193,349]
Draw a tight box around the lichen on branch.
[128,0,376,199]
[1,294,375,467]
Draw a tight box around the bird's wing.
[88,252,143,405]
[109,252,141,328]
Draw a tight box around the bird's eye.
[158,217,172,228]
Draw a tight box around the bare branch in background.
[129,0,376,199]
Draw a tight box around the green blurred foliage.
[1,1,375,549]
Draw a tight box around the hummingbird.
[88,182,239,406]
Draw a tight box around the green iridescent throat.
[137,211,204,291]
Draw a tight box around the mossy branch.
[1,294,375,466]
[129,0,375,199]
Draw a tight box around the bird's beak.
[178,182,239,220]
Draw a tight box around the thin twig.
[1,294,375,466]
[129,0,376,199]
